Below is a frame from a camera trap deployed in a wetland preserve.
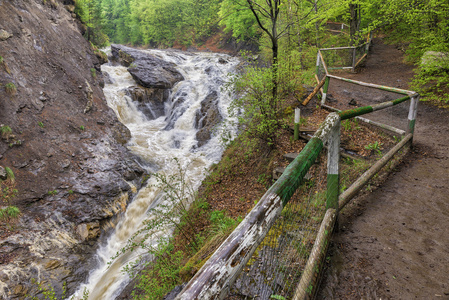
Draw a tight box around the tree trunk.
[349,3,360,45]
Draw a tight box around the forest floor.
[316,38,449,299]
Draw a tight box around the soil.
[317,38,449,299]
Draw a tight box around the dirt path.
[317,39,449,299]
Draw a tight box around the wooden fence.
[175,40,419,300]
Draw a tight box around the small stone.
[349,99,357,106]
[60,159,71,169]
[0,29,13,41]
[218,58,228,64]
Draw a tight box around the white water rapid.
[72,49,239,299]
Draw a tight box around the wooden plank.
[302,77,326,106]
[354,53,367,68]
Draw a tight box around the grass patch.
[4,82,16,95]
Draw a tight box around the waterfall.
[72,49,239,299]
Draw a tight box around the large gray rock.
[421,51,449,70]
[195,90,222,147]
[111,44,184,89]
[124,86,169,120]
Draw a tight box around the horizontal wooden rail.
[338,95,411,120]
[327,74,416,96]
[293,208,337,300]
[176,113,341,300]
[321,104,406,136]
[320,46,356,51]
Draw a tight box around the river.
[72,48,240,299]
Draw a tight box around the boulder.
[194,91,222,147]
[111,44,184,89]
[0,29,12,41]
[125,86,169,120]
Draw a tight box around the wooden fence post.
[326,116,340,211]
[321,76,330,105]
[294,108,301,140]
[407,94,419,136]
[315,52,321,77]
[352,47,357,72]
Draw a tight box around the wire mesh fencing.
[229,157,328,299]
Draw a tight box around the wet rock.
[218,58,228,64]
[194,90,222,147]
[0,0,144,298]
[76,222,100,241]
[111,44,184,89]
[125,86,169,120]
[0,29,12,41]
[103,71,114,84]
[164,89,189,130]
[0,166,7,180]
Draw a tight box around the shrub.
[90,68,97,78]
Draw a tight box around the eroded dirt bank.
[317,39,449,299]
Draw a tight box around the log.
[292,209,337,299]
[302,77,326,106]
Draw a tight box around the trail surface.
[317,39,449,299]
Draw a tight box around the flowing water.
[72,49,239,299]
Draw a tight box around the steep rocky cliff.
[0,0,144,298]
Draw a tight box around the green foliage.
[129,238,184,300]
[90,68,97,78]
[0,206,20,222]
[48,190,58,195]
[80,125,85,131]
[365,141,383,155]
[226,51,305,147]
[83,0,221,47]
[75,0,110,47]
[342,118,361,131]
[1,167,19,227]
[209,210,240,236]
[38,122,45,128]
[219,0,258,41]
[27,279,89,300]
[227,65,280,147]
[1,125,12,140]
[0,56,3,64]
[4,82,16,95]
